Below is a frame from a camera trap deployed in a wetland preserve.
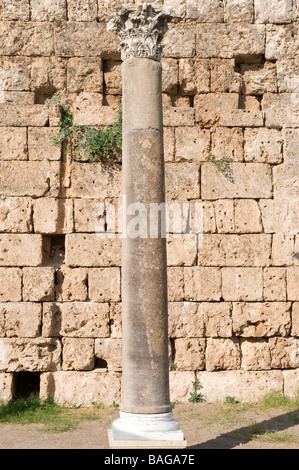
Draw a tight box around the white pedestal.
[108,411,187,449]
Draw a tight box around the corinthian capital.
[107,3,172,61]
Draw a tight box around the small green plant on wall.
[188,377,205,403]
[49,91,122,163]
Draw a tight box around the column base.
[108,411,187,449]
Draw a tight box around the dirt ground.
[0,402,298,450]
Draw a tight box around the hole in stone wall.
[95,358,108,369]
[42,235,65,267]
[34,87,57,105]
[13,372,40,399]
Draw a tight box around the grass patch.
[0,394,113,433]
[259,390,299,411]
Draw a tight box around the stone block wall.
[0,0,298,405]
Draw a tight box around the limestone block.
[214,200,235,233]
[55,267,88,302]
[0,0,30,20]
[2,91,35,105]
[196,24,265,59]
[68,162,121,198]
[194,93,239,127]
[65,234,121,267]
[273,164,299,200]
[179,59,210,95]
[272,234,295,266]
[73,93,118,126]
[67,0,97,21]
[244,128,283,164]
[164,0,185,18]
[211,127,244,162]
[110,302,122,339]
[241,95,261,111]
[287,267,299,300]
[198,370,283,402]
[175,127,210,162]
[0,373,14,402]
[103,60,122,95]
[283,370,299,398]
[166,237,197,267]
[167,267,184,302]
[0,302,41,337]
[260,198,299,235]
[269,337,299,369]
[0,22,54,56]
[0,128,27,160]
[201,201,217,233]
[0,268,21,302]
[161,27,196,58]
[283,129,299,163]
[67,57,103,93]
[184,267,221,301]
[28,128,61,161]
[198,234,271,267]
[202,163,272,199]
[41,371,121,406]
[74,198,120,233]
[89,268,121,302]
[163,107,195,127]
[220,110,264,128]
[54,22,117,58]
[0,105,48,126]
[169,371,194,402]
[0,197,32,233]
[277,58,299,93]
[210,59,242,93]
[224,0,254,23]
[292,303,299,336]
[201,302,233,338]
[62,338,95,371]
[23,267,55,302]
[240,62,277,95]
[222,268,263,301]
[0,57,31,91]
[206,338,241,371]
[30,57,66,95]
[241,339,271,371]
[31,0,66,20]
[0,234,43,266]
[165,163,200,200]
[95,338,122,371]
[174,338,205,371]
[234,199,262,233]
[187,0,224,21]
[0,161,60,197]
[33,198,73,234]
[255,0,293,24]
[168,302,205,338]
[232,302,291,337]
[0,338,61,372]
[164,128,175,162]
[263,94,299,128]
[265,25,299,60]
[263,268,287,301]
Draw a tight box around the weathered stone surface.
[0,268,21,302]
[222,268,263,301]
[194,93,239,127]
[0,22,54,56]
[0,197,32,233]
[0,105,48,127]
[269,337,299,369]
[232,302,292,337]
[33,198,73,234]
[31,0,66,20]
[88,268,121,302]
[0,372,14,402]
[0,127,27,160]
[234,199,262,233]
[224,0,254,23]
[0,302,41,337]
[211,127,243,162]
[174,338,205,371]
[283,370,299,398]
[55,267,88,302]
[23,267,55,302]
[210,59,242,93]
[0,0,30,20]
[175,127,210,162]
[240,62,277,95]
[179,59,210,95]
[165,162,200,200]
[201,163,272,199]
[73,93,118,126]
[169,371,195,402]
[28,128,61,161]
[67,0,97,21]
[264,268,287,301]
[168,302,205,338]
[272,234,295,266]
[167,267,184,301]
[74,198,117,233]
[276,58,299,93]
[265,25,299,60]
[287,267,299,300]
[40,371,121,406]
[255,0,293,24]
[0,234,43,266]
[273,164,299,200]
[161,27,196,58]
[292,303,299,336]
[187,0,224,21]
[166,238,198,267]
[184,267,221,301]
[163,107,195,127]
[220,110,264,128]
[62,338,94,371]
[65,234,121,267]
[67,162,121,198]
[198,370,283,402]
[214,200,234,233]
[244,128,283,164]
[241,339,271,370]
[197,234,271,267]
[67,57,103,93]
[109,302,122,339]
[0,161,60,197]
[263,94,299,128]
[95,338,122,371]
[0,338,61,372]
[206,338,241,371]
[31,57,66,96]
[283,129,299,163]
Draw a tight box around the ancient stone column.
[107,4,186,447]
